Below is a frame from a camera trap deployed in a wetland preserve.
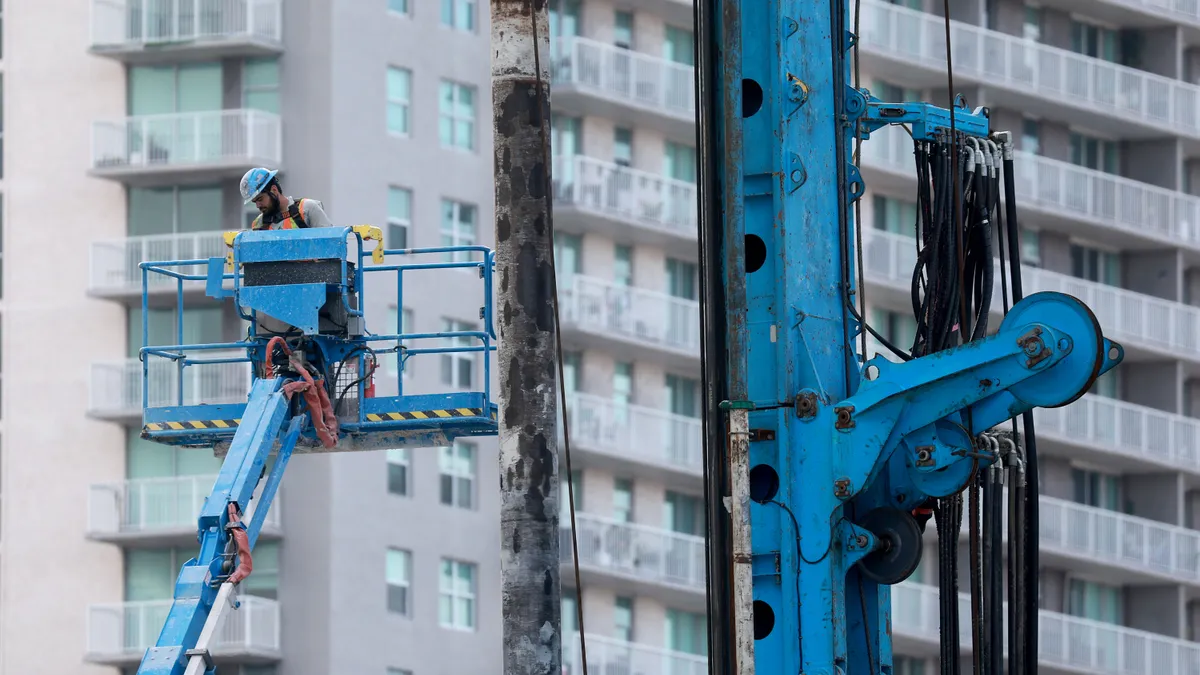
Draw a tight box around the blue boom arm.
[699,0,1122,673]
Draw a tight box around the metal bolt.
[855,535,869,549]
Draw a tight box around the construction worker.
[240,167,334,230]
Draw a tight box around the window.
[665,374,700,417]
[386,548,412,615]
[664,491,703,536]
[439,80,476,150]
[560,351,581,394]
[614,596,634,640]
[387,0,410,15]
[894,657,927,675]
[614,128,633,166]
[1070,243,1121,286]
[1071,19,1124,64]
[1021,118,1040,155]
[439,559,477,630]
[554,233,582,281]
[614,245,633,285]
[128,544,279,601]
[869,308,917,357]
[614,11,633,48]
[666,608,707,656]
[1022,6,1041,42]
[441,0,476,31]
[872,195,917,236]
[663,25,694,66]
[439,441,476,509]
[388,186,412,248]
[563,589,579,634]
[666,258,697,300]
[440,318,476,388]
[613,478,633,522]
[387,448,411,496]
[242,58,280,113]
[388,670,414,675]
[613,362,633,420]
[387,67,412,136]
[129,185,223,236]
[1067,578,1123,625]
[1019,228,1040,267]
[664,141,697,183]
[1069,131,1119,175]
[440,199,477,262]
[1071,467,1124,513]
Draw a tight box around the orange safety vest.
[252,198,310,231]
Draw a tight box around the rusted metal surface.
[491,0,561,673]
[727,408,757,675]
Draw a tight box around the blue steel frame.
[136,228,500,452]
[709,0,1122,673]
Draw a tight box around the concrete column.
[1123,361,1180,413]
[1124,473,1183,525]
[1126,585,1185,638]
[1121,139,1181,191]
[1122,249,1181,301]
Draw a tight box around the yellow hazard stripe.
[144,419,241,432]
[364,408,488,422]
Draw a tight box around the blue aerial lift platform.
[131,225,499,675]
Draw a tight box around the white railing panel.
[561,513,706,590]
[560,274,701,354]
[552,36,695,119]
[90,231,230,294]
[86,597,280,658]
[88,474,281,536]
[861,124,1200,249]
[564,633,707,675]
[565,392,703,474]
[91,0,283,49]
[553,155,699,238]
[856,0,1200,137]
[89,356,251,416]
[92,109,282,171]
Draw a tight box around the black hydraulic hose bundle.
[909,130,1010,675]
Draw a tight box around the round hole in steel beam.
[753,600,775,639]
[745,234,766,273]
[743,79,764,117]
[749,464,779,503]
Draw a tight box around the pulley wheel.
[1000,291,1106,409]
[855,507,923,586]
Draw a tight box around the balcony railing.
[550,36,695,120]
[565,392,703,474]
[857,0,1200,138]
[89,356,251,418]
[88,474,280,538]
[1039,495,1200,582]
[90,0,283,51]
[559,274,701,356]
[92,109,282,173]
[862,228,1200,361]
[894,581,1200,673]
[90,231,230,295]
[86,596,280,660]
[1034,394,1200,475]
[564,633,707,675]
[861,124,1200,250]
[562,513,706,591]
[553,155,698,239]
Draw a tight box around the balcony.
[856,0,1200,142]
[89,230,231,302]
[893,581,1200,673]
[564,633,706,675]
[90,109,282,187]
[561,513,706,610]
[564,392,703,481]
[85,596,280,666]
[1034,394,1200,476]
[89,0,283,64]
[553,155,699,256]
[550,36,695,142]
[88,356,251,423]
[861,228,1200,365]
[87,474,281,547]
[559,274,700,370]
[861,124,1200,256]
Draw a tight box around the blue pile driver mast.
[131,226,500,675]
[693,0,1122,674]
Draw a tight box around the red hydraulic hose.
[226,503,254,584]
[264,336,291,378]
[280,355,339,448]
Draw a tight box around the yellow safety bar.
[220,225,386,267]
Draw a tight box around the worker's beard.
[259,193,282,220]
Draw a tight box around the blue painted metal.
[133,229,503,673]
[707,0,1123,673]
